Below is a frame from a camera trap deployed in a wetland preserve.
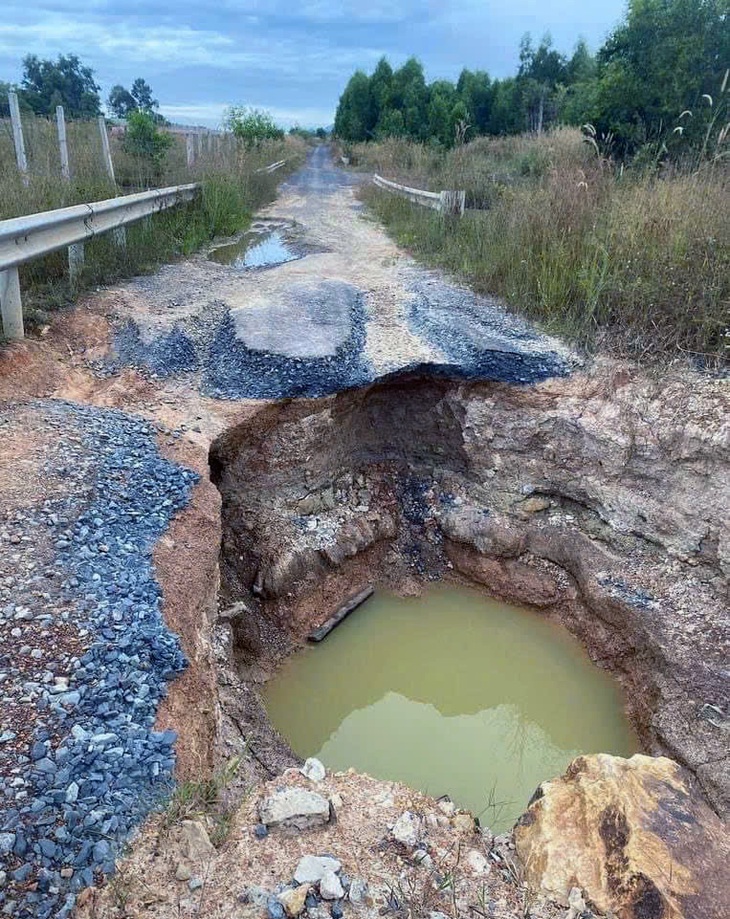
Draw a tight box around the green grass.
[355,130,729,365]
[1,114,307,332]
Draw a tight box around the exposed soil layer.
[210,366,729,817]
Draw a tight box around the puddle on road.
[209,229,300,270]
[263,585,639,832]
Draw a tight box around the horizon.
[1,1,627,128]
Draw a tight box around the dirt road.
[108,144,575,399]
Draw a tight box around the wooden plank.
[307,586,375,643]
[8,92,28,185]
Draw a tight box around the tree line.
[334,0,729,156]
[1,53,164,123]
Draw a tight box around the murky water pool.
[209,230,300,269]
[263,586,639,832]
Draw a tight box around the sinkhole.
[262,585,639,832]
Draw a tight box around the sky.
[1,1,628,128]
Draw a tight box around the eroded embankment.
[210,365,729,817]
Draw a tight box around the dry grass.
[358,129,729,365]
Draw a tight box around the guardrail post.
[56,105,70,181]
[0,267,24,341]
[68,243,85,284]
[9,93,29,186]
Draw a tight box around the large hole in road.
[208,371,724,823]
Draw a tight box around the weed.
[160,756,243,848]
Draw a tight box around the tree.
[21,54,101,118]
[334,71,374,141]
[517,33,568,133]
[131,78,157,112]
[225,106,284,146]
[108,85,137,119]
[592,0,730,155]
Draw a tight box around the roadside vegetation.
[1,55,307,332]
[336,0,729,365]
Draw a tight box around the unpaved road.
[109,144,575,399]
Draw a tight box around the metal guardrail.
[256,159,287,175]
[373,174,466,217]
[0,183,199,341]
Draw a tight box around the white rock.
[565,887,588,919]
[392,811,420,847]
[465,849,489,874]
[300,758,326,783]
[319,871,345,900]
[260,788,331,830]
[294,855,342,884]
[181,819,215,862]
[348,878,369,905]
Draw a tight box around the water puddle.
[263,585,639,832]
[209,229,300,270]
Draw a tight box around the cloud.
[1,0,627,128]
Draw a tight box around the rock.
[514,754,730,919]
[348,878,369,905]
[331,904,343,919]
[445,543,559,608]
[294,855,342,884]
[0,834,15,856]
[565,887,588,919]
[278,884,310,917]
[259,788,331,830]
[392,811,420,847]
[189,876,204,892]
[300,758,326,783]
[268,898,286,919]
[175,862,192,882]
[320,871,345,900]
[181,820,215,862]
[254,823,269,839]
[451,813,475,835]
[518,496,551,515]
[465,850,489,874]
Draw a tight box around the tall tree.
[21,54,101,118]
[107,85,137,119]
[334,71,374,141]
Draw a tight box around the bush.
[225,106,284,148]
[122,110,174,182]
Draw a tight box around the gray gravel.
[0,401,197,918]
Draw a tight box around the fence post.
[194,132,201,161]
[97,116,126,249]
[186,134,195,167]
[56,105,70,180]
[0,267,24,341]
[98,115,116,182]
[8,92,29,186]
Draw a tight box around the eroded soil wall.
[210,366,729,816]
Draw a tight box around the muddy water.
[209,230,300,269]
[263,586,639,832]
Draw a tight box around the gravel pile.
[0,401,197,918]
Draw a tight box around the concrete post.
[186,134,195,167]
[56,105,70,181]
[98,116,126,248]
[9,92,29,186]
[0,267,24,340]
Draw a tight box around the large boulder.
[514,754,730,919]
